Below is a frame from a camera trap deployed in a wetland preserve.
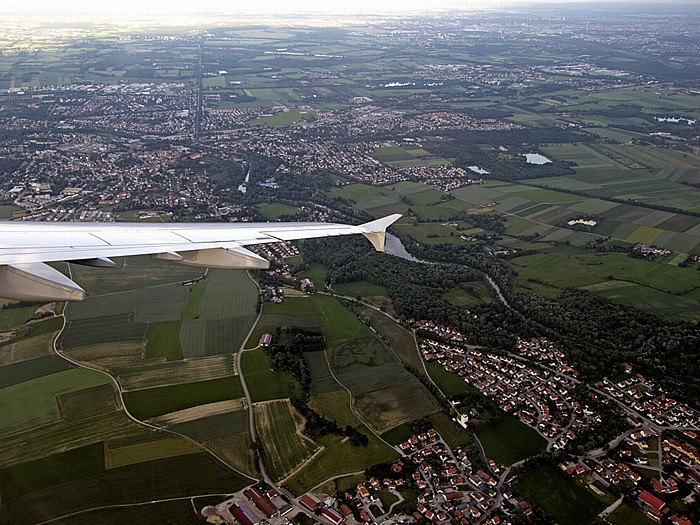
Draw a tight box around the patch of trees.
[510,288,700,406]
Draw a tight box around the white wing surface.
[0,214,401,302]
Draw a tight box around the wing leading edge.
[0,214,401,302]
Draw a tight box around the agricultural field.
[0,305,37,330]
[67,257,204,297]
[204,431,258,477]
[57,383,119,421]
[0,332,56,366]
[476,414,547,466]
[355,306,423,372]
[303,351,342,395]
[515,464,607,525]
[0,453,250,524]
[168,409,249,443]
[145,321,183,361]
[0,355,72,388]
[104,436,202,469]
[180,270,258,357]
[240,348,290,402]
[442,283,495,307]
[509,246,700,319]
[308,390,359,430]
[371,145,451,167]
[0,368,112,434]
[256,202,301,219]
[253,400,320,481]
[284,429,399,496]
[354,382,441,434]
[122,376,245,421]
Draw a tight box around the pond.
[523,153,552,165]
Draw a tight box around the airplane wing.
[0,214,401,302]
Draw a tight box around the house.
[639,490,665,511]
[245,487,277,518]
[300,494,321,511]
[229,502,261,525]
[320,507,344,525]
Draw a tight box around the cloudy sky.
[4,0,692,17]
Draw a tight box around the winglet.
[359,214,402,252]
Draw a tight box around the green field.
[0,453,250,523]
[354,382,442,434]
[516,464,607,525]
[0,442,105,500]
[122,376,245,420]
[181,281,207,320]
[146,321,183,361]
[333,280,389,298]
[254,399,319,481]
[308,390,361,430]
[105,436,201,469]
[68,257,203,296]
[0,305,36,330]
[426,361,474,397]
[284,428,399,495]
[0,355,72,389]
[240,348,290,402]
[298,263,329,286]
[304,351,342,395]
[180,270,258,357]
[475,414,547,465]
[607,502,657,525]
[0,368,111,434]
[257,202,301,219]
[442,283,495,307]
[356,306,423,371]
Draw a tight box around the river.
[384,233,509,307]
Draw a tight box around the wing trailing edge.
[0,214,401,302]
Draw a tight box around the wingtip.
[359,214,402,252]
[359,213,402,233]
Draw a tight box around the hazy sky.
[4,0,691,17]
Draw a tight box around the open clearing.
[253,399,319,481]
[516,464,607,524]
[476,414,547,465]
